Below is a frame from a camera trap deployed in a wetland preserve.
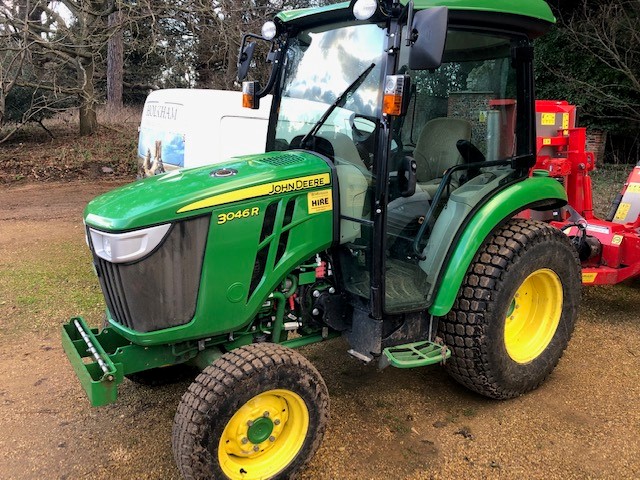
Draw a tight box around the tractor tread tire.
[439,218,581,399]
[172,343,329,480]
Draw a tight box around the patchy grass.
[0,239,105,339]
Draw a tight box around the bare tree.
[0,1,69,142]
[550,0,640,127]
[0,1,121,136]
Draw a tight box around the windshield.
[273,23,386,167]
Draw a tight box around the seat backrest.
[318,131,368,170]
[413,118,472,183]
[336,163,368,244]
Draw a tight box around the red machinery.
[532,100,640,285]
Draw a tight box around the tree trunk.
[0,91,5,127]
[107,10,123,109]
[78,57,98,136]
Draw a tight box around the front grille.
[93,216,210,332]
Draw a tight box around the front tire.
[172,343,329,480]
[439,218,581,399]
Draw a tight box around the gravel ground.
[0,180,638,480]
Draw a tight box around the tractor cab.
[239,0,555,358]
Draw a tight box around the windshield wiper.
[299,62,376,149]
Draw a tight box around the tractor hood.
[85,150,332,232]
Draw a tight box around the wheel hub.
[247,417,274,445]
[504,268,563,364]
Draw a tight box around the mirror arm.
[257,43,284,98]
[237,32,284,97]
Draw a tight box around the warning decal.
[614,202,631,221]
[626,182,640,193]
[541,113,556,125]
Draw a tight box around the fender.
[428,176,567,316]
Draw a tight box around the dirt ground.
[0,180,639,480]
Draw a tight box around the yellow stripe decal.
[582,272,598,284]
[177,173,331,213]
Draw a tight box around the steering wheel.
[350,114,375,143]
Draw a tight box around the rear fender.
[428,177,567,316]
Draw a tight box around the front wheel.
[172,343,329,480]
[439,219,581,399]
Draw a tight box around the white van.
[137,89,272,176]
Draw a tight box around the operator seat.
[414,118,472,196]
[316,132,369,244]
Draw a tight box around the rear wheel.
[439,218,581,399]
[172,343,329,480]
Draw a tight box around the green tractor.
[62,0,581,478]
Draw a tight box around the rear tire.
[439,219,581,399]
[172,343,329,480]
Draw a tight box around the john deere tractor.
[62,1,581,478]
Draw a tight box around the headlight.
[261,21,277,40]
[353,0,377,20]
[89,223,172,263]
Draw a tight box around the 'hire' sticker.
[308,189,333,214]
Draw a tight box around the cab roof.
[276,1,555,35]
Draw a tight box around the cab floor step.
[382,340,450,368]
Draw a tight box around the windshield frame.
[265,21,390,159]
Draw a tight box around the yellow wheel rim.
[218,389,309,480]
[504,268,563,364]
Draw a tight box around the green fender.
[428,176,567,317]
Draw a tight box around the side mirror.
[398,156,417,197]
[237,41,256,82]
[408,7,448,70]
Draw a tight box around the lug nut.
[241,437,249,444]
[274,419,281,425]
[329,287,335,294]
[313,290,320,298]
[253,445,260,452]
[312,308,320,316]
[263,411,270,418]
[269,436,276,442]
[247,420,254,427]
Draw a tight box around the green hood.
[85,151,332,231]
